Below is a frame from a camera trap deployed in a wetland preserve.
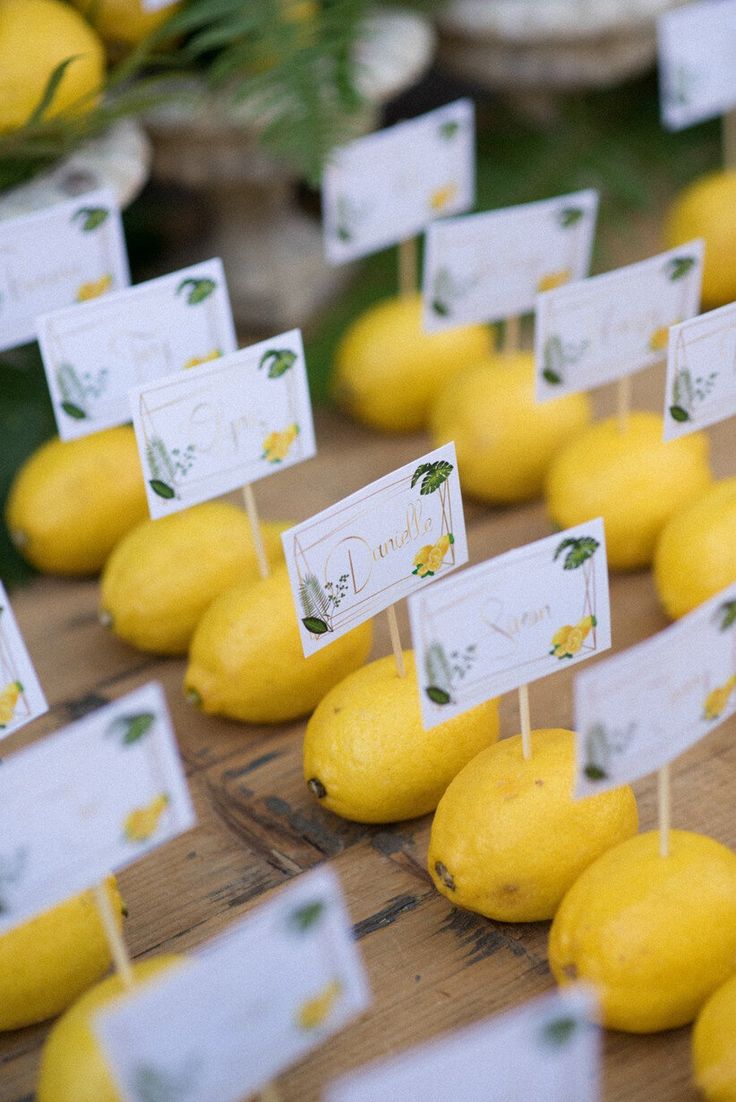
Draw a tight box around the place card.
[282,444,467,657]
[0,682,194,932]
[408,519,610,730]
[658,0,736,130]
[95,865,370,1102]
[323,99,475,264]
[38,258,237,440]
[142,0,179,10]
[536,242,704,401]
[0,582,47,739]
[326,986,599,1102]
[422,189,598,332]
[0,188,129,353]
[663,301,736,439]
[130,329,316,518]
[574,581,736,796]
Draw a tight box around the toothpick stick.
[94,881,134,991]
[723,111,736,171]
[398,237,418,299]
[616,374,632,434]
[518,683,532,760]
[242,484,269,580]
[503,315,521,357]
[260,1084,283,1102]
[387,604,406,678]
[658,763,671,858]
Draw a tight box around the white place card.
[536,241,704,401]
[130,329,316,518]
[0,582,47,739]
[95,865,370,1102]
[38,258,237,440]
[408,519,610,730]
[282,443,467,658]
[422,189,598,332]
[0,188,129,353]
[142,0,179,10]
[658,0,736,130]
[326,986,599,1102]
[0,682,194,932]
[663,301,736,439]
[323,99,475,264]
[574,582,736,797]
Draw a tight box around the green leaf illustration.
[541,1015,579,1047]
[60,400,87,420]
[337,225,351,241]
[426,685,452,705]
[72,207,109,232]
[411,459,453,495]
[432,299,450,317]
[584,763,608,780]
[664,256,697,282]
[554,536,599,570]
[542,367,562,385]
[108,712,156,746]
[558,207,584,228]
[718,601,736,631]
[259,348,297,378]
[132,1057,200,1102]
[439,119,459,140]
[288,899,326,933]
[176,277,217,305]
[302,616,330,635]
[149,479,176,500]
[669,405,690,423]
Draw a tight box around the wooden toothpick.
[503,315,521,357]
[658,763,671,858]
[242,483,270,580]
[259,1084,283,1102]
[518,683,532,760]
[94,880,134,991]
[616,374,632,434]
[723,111,736,171]
[387,605,406,678]
[398,237,418,299]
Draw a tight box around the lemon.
[0,0,105,133]
[71,0,182,51]
[0,876,123,1031]
[185,566,373,725]
[303,651,499,823]
[666,171,736,309]
[37,955,183,1102]
[654,477,736,620]
[6,427,148,576]
[693,974,736,1101]
[332,294,493,433]
[545,411,711,571]
[430,352,592,504]
[99,504,287,655]
[428,729,637,922]
[549,830,736,1033]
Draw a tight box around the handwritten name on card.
[574,582,736,796]
[0,682,194,932]
[0,189,129,353]
[130,329,316,517]
[323,99,475,264]
[536,242,704,401]
[658,0,736,130]
[0,582,47,739]
[663,302,736,439]
[282,444,467,657]
[95,866,370,1102]
[38,258,237,441]
[408,519,610,729]
[327,987,599,1102]
[422,189,598,332]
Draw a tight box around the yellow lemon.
[303,651,499,823]
[37,955,184,1102]
[665,171,736,309]
[100,504,288,655]
[545,411,711,571]
[6,427,148,576]
[654,477,736,619]
[71,0,182,50]
[693,974,736,1101]
[296,978,342,1030]
[0,876,123,1031]
[430,352,592,504]
[549,830,736,1033]
[332,294,493,433]
[0,0,105,133]
[185,566,373,725]
[0,679,22,727]
[428,729,637,922]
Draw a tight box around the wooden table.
[1,369,734,1102]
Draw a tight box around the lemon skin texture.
[0,876,123,1031]
[6,427,148,576]
[0,0,105,132]
[71,0,182,50]
[666,171,736,309]
[693,974,736,1101]
[549,830,736,1033]
[545,411,711,571]
[654,478,736,620]
[430,352,592,504]
[36,955,183,1102]
[100,505,287,655]
[185,566,373,725]
[303,651,499,823]
[428,729,637,922]
[332,294,493,433]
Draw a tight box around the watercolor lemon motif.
[296,979,342,1030]
[262,423,299,463]
[183,348,222,370]
[648,324,674,353]
[76,274,112,302]
[412,533,453,578]
[704,676,736,721]
[0,681,22,727]
[537,268,572,292]
[429,182,458,212]
[123,793,169,843]
[550,615,596,660]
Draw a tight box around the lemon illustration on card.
[550,615,596,660]
[183,349,222,370]
[123,794,169,844]
[412,533,453,578]
[0,681,22,727]
[537,269,571,292]
[704,676,736,721]
[76,275,112,302]
[429,183,458,212]
[262,424,299,464]
[296,979,342,1031]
